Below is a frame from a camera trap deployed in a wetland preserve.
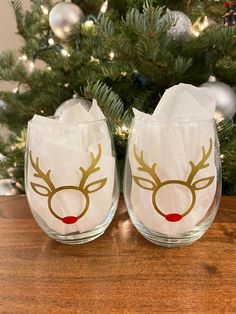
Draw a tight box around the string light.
[29,61,35,69]
[48,38,55,46]
[117,125,129,138]
[98,1,108,20]
[200,16,209,31]
[192,16,210,37]
[90,56,100,64]
[18,54,28,61]
[84,20,94,28]
[82,20,95,34]
[193,31,200,37]
[40,5,49,15]
[109,51,115,60]
[100,1,108,14]
[61,49,70,57]
[214,111,224,123]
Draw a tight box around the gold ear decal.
[132,139,215,222]
[29,144,107,224]
[192,176,215,190]
[30,183,51,196]
[85,178,107,193]
[133,176,156,190]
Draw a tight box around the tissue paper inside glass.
[25,100,119,244]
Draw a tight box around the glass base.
[32,197,119,245]
[126,197,217,248]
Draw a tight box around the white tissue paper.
[26,99,115,235]
[129,83,217,235]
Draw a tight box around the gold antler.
[187,138,213,184]
[133,145,161,186]
[79,144,102,189]
[29,151,55,191]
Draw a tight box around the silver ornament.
[49,2,85,40]
[0,100,7,111]
[164,10,192,41]
[201,76,236,120]
[54,96,92,117]
[0,178,23,195]
[0,100,13,143]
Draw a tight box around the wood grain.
[0,196,235,313]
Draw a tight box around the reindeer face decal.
[29,144,107,224]
[133,138,214,222]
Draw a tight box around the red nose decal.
[62,216,78,224]
[165,213,182,222]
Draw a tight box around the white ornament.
[164,10,192,41]
[201,76,236,121]
[54,97,91,117]
[49,2,85,40]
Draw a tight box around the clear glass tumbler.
[25,117,119,244]
[123,118,221,247]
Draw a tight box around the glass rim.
[28,115,107,127]
[131,117,215,125]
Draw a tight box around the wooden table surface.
[0,196,235,313]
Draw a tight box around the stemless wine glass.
[25,117,119,244]
[123,118,221,247]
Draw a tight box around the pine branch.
[84,81,130,130]
[217,118,235,142]
[99,16,115,37]
[11,0,26,38]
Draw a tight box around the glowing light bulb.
[193,30,200,37]
[203,16,209,28]
[19,54,28,61]
[48,38,55,46]
[29,62,35,69]
[192,16,210,37]
[90,56,100,64]
[61,49,70,57]
[82,20,95,33]
[109,51,115,60]
[100,1,108,14]
[84,20,94,28]
[40,5,49,15]
[117,124,129,138]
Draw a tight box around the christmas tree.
[0,0,235,194]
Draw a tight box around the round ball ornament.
[0,100,7,111]
[165,10,192,41]
[0,178,23,195]
[54,96,91,117]
[49,2,85,40]
[201,76,236,121]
